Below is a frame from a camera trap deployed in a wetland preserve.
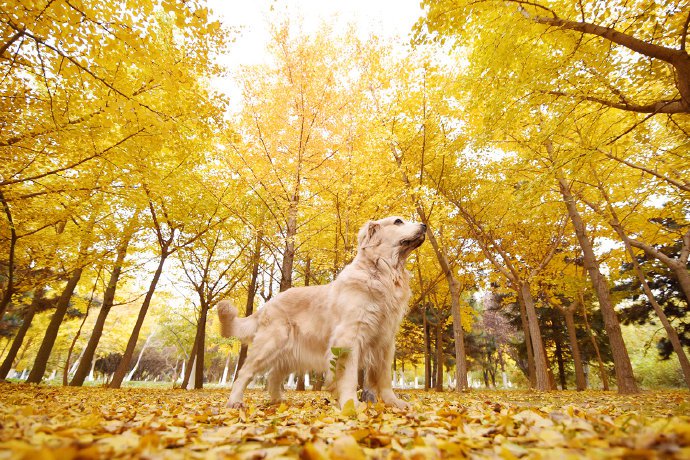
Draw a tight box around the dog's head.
[357,216,426,267]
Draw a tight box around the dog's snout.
[421,223,427,232]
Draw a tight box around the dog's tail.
[217,300,258,343]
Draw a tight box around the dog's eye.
[394,219,403,225]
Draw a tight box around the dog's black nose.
[421,223,427,231]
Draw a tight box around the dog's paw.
[393,399,410,410]
[384,397,409,410]
[226,400,244,409]
[361,389,377,403]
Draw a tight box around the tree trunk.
[127,333,153,382]
[68,348,84,376]
[312,371,324,391]
[423,306,431,390]
[557,176,638,393]
[1,340,9,360]
[15,337,33,375]
[236,345,248,382]
[517,293,537,387]
[0,290,42,379]
[182,339,198,389]
[554,333,567,390]
[430,346,436,389]
[185,357,196,390]
[64,274,100,385]
[71,227,133,386]
[279,197,298,292]
[499,350,509,388]
[304,256,311,287]
[562,306,586,391]
[581,297,610,390]
[109,249,169,388]
[63,331,87,386]
[26,267,84,383]
[627,233,690,304]
[392,144,469,390]
[179,359,186,385]
[435,319,443,391]
[544,339,558,390]
[171,359,180,385]
[613,225,690,388]
[236,233,261,374]
[193,303,208,389]
[417,211,469,391]
[87,357,95,382]
[448,277,468,391]
[519,281,552,391]
[294,255,312,392]
[590,180,690,387]
[220,351,232,385]
[296,373,306,391]
[0,191,17,322]
[27,211,98,384]
[672,263,690,305]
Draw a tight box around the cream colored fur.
[217,216,426,409]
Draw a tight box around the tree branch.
[7,22,167,119]
[533,216,567,275]
[679,229,690,265]
[0,127,146,186]
[627,237,678,267]
[0,30,24,57]
[681,11,690,52]
[517,4,682,63]
[547,90,685,114]
[599,148,690,193]
[0,108,104,147]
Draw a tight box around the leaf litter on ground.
[0,383,689,459]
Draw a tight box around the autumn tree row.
[0,0,240,387]
[413,0,690,392]
[1,0,688,394]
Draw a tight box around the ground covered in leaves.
[1,384,689,459]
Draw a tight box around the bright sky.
[206,0,424,107]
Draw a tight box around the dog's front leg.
[376,341,409,410]
[332,344,360,409]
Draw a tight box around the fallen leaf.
[330,435,366,460]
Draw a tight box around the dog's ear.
[358,221,381,248]
[367,221,381,244]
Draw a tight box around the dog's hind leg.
[226,331,285,408]
[267,367,287,404]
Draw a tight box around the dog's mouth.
[399,231,426,251]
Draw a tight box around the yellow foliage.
[2,0,687,399]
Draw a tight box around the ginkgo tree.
[413,0,690,393]
[1,0,231,384]
[418,0,690,117]
[230,22,388,296]
[362,47,474,391]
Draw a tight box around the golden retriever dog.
[217,216,426,409]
